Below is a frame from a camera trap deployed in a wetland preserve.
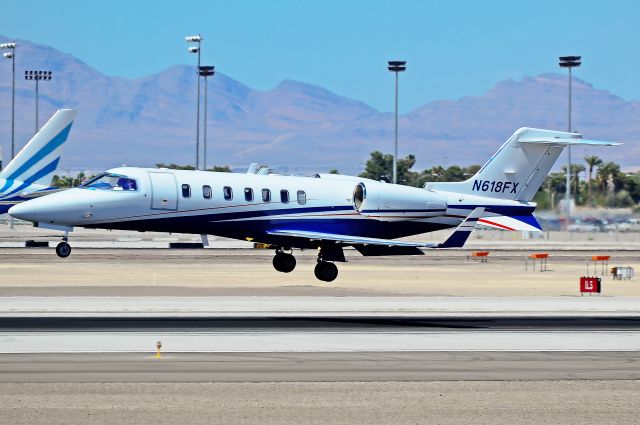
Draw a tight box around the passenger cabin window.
[297,190,306,205]
[181,184,191,198]
[280,189,289,203]
[82,174,137,191]
[223,186,233,201]
[262,188,271,203]
[244,187,254,202]
[203,185,212,199]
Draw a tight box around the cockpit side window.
[82,173,138,191]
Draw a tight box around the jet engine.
[352,182,447,221]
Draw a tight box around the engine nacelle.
[352,181,447,221]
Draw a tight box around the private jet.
[9,127,617,281]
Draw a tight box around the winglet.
[438,207,484,248]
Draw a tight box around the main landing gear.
[271,245,343,282]
[314,261,338,282]
[273,249,296,273]
[55,234,71,258]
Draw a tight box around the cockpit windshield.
[82,173,138,191]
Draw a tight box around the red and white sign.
[580,277,601,293]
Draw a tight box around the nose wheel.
[273,250,296,273]
[55,242,71,258]
[55,235,71,258]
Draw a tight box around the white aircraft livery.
[9,127,617,281]
[0,109,77,213]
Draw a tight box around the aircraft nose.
[8,201,38,222]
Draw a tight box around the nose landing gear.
[272,249,296,273]
[55,234,71,258]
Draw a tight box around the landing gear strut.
[55,234,71,258]
[272,249,296,273]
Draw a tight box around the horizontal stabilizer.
[519,137,620,146]
[478,214,543,232]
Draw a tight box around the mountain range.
[0,35,638,175]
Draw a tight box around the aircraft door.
[148,172,178,210]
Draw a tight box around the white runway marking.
[1,296,639,317]
[1,331,639,353]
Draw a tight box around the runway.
[2,296,639,354]
[1,351,638,383]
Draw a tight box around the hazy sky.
[2,0,638,112]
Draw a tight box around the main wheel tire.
[314,261,338,282]
[56,242,71,258]
[273,253,296,273]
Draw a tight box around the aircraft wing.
[267,207,484,249]
[266,229,437,248]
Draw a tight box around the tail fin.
[427,127,619,201]
[0,109,77,190]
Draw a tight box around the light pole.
[186,34,202,169]
[387,60,406,184]
[559,56,581,220]
[199,66,215,171]
[25,70,52,133]
[1,42,16,159]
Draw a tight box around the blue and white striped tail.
[0,109,77,200]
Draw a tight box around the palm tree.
[571,164,586,200]
[584,155,603,203]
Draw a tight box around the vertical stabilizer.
[427,127,618,201]
[0,109,77,191]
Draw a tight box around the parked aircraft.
[9,127,617,281]
[0,109,77,213]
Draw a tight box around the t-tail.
[0,109,77,211]
[427,127,619,231]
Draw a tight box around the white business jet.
[9,127,617,281]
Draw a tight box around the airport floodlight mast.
[198,66,215,171]
[559,55,581,221]
[186,34,203,170]
[25,70,52,133]
[1,42,16,160]
[1,42,16,230]
[387,60,406,184]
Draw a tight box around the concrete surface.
[0,249,638,297]
[1,296,639,316]
[0,352,638,382]
[1,381,638,425]
[1,314,639,353]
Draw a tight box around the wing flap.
[266,229,437,248]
